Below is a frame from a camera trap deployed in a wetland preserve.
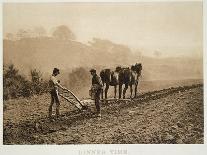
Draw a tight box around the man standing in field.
[90,69,103,117]
[48,68,67,119]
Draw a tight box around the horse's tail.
[100,69,111,85]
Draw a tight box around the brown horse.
[116,63,142,99]
[100,63,142,99]
[129,63,142,98]
[100,69,119,99]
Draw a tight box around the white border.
[0,1,206,155]
[0,0,3,147]
[203,0,207,145]
[1,0,203,2]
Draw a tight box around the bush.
[3,64,49,100]
[19,80,33,97]
[30,69,45,94]
[3,64,28,99]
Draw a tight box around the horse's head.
[115,66,122,72]
[134,63,142,73]
[131,63,142,74]
[131,65,136,71]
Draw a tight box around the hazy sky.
[3,2,203,57]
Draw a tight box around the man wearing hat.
[90,69,103,117]
[48,68,67,119]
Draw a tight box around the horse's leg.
[119,84,122,99]
[114,85,117,99]
[123,83,128,99]
[105,83,109,99]
[130,84,133,99]
[135,82,138,98]
[101,82,104,99]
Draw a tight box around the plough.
[58,87,133,111]
[58,87,89,111]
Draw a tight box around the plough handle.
[60,87,84,106]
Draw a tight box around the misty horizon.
[3,2,202,58]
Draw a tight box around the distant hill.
[3,38,203,82]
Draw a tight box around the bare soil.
[3,82,203,144]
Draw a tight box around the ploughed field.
[3,80,204,144]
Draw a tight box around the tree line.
[5,25,75,41]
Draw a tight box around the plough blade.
[58,88,88,111]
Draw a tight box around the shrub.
[3,64,29,99]
[30,69,44,94]
[3,64,49,100]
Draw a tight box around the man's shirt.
[49,75,59,91]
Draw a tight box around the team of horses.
[100,63,142,99]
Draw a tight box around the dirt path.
[3,84,203,144]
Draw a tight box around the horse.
[116,63,142,99]
[129,63,142,98]
[100,63,142,99]
[100,69,119,99]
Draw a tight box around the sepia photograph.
[2,1,204,145]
